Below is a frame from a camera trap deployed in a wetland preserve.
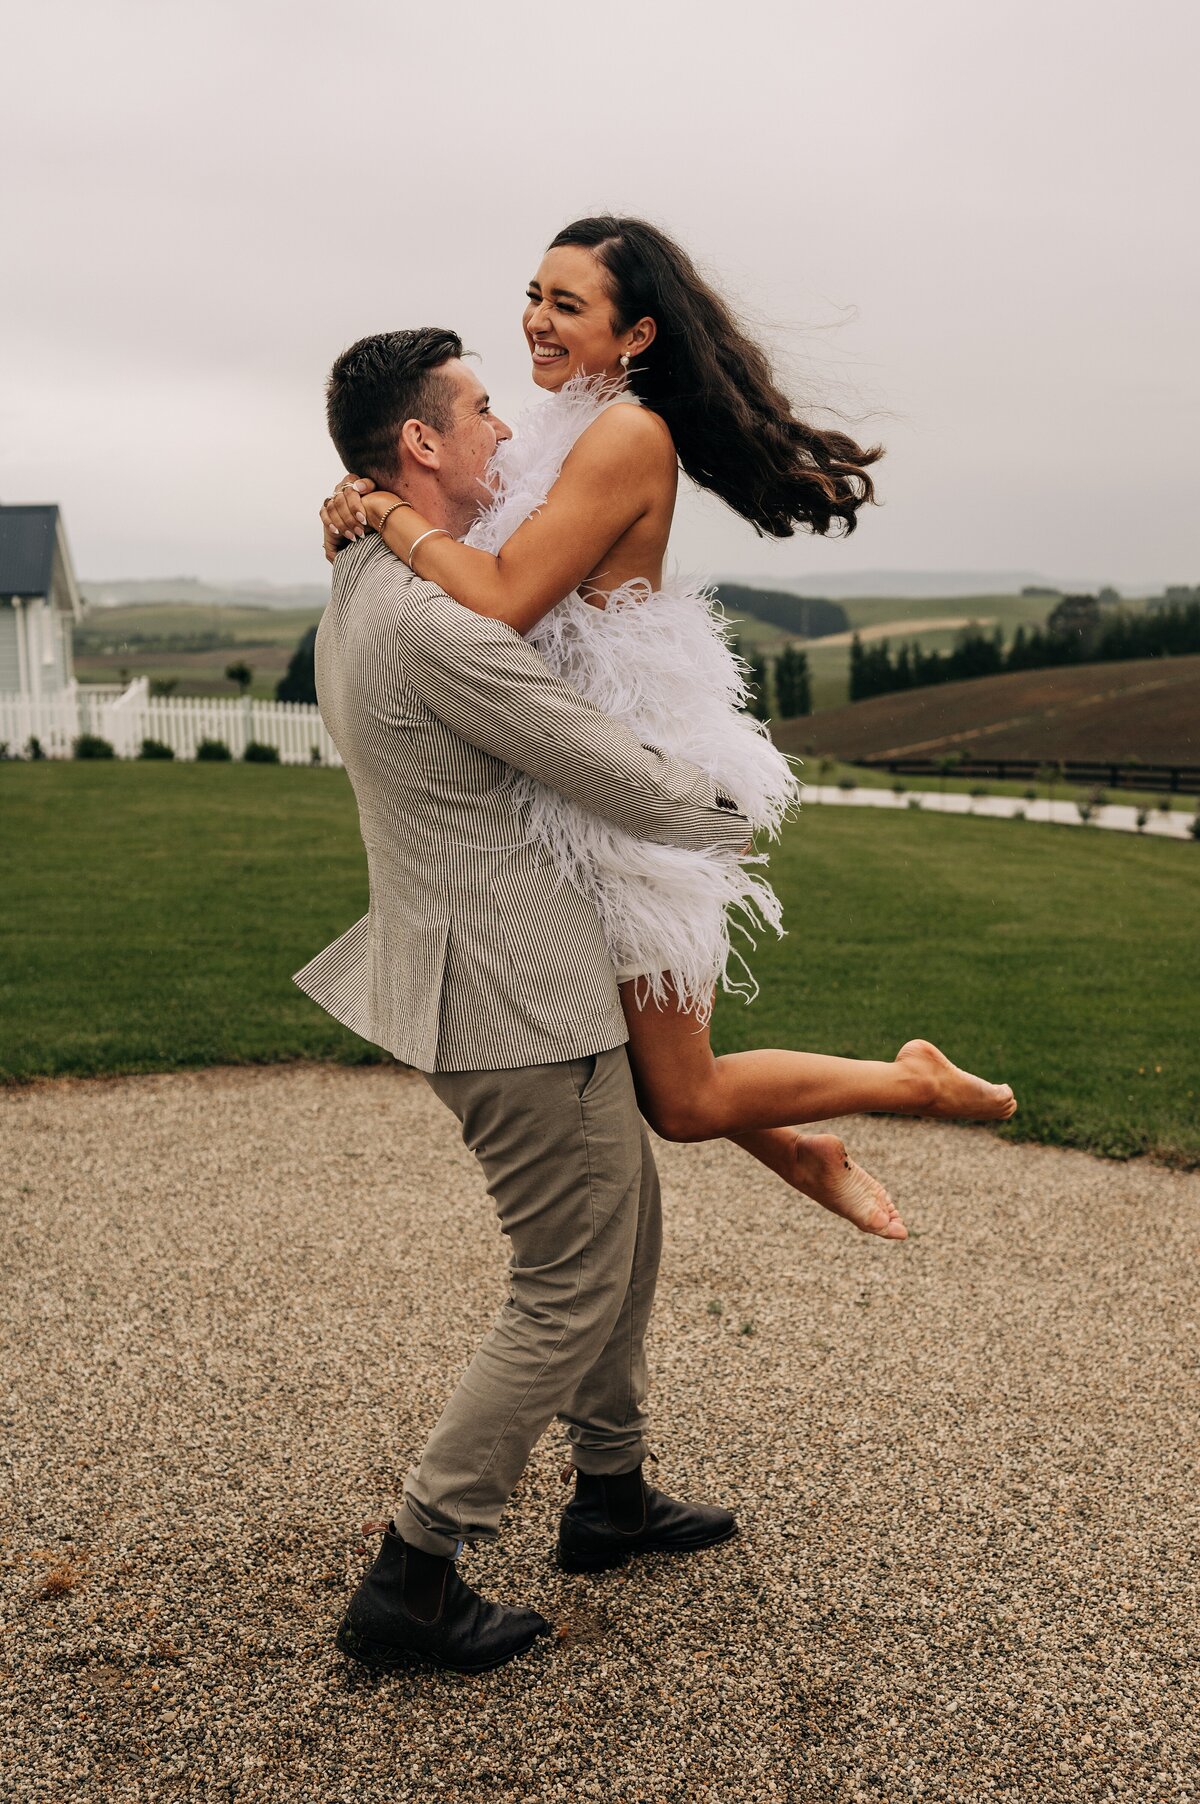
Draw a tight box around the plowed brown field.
[776,654,1200,764]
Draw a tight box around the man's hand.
[320,475,377,563]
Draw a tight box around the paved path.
[801,783,1196,838]
[3,1064,1197,1803]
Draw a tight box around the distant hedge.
[716,584,848,640]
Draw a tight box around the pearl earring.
[619,352,631,370]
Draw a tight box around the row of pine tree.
[848,595,1200,703]
[733,640,812,721]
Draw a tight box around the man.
[294,329,751,1675]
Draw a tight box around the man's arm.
[392,580,753,855]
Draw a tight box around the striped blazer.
[293,535,753,1074]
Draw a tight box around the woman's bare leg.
[730,1125,908,1240]
[619,977,1016,1138]
[618,977,1015,1237]
[617,980,913,1238]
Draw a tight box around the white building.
[0,504,82,698]
[0,505,339,763]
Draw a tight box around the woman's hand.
[320,475,377,563]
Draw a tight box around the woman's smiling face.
[523,245,649,390]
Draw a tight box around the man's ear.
[399,417,440,471]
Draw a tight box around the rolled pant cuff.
[566,1438,649,1478]
[393,1499,465,1560]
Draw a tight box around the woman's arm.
[326,406,677,635]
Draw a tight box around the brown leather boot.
[555,1455,738,1574]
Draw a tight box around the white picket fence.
[0,680,342,766]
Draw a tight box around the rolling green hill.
[74,590,1158,713]
[75,603,324,698]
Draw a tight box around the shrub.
[1012,807,1026,821]
[970,784,989,798]
[1191,814,1200,842]
[196,738,231,762]
[1024,787,1038,801]
[837,776,857,792]
[243,740,280,764]
[1135,807,1150,832]
[26,735,46,761]
[891,778,907,795]
[309,744,322,765]
[907,796,922,811]
[138,737,175,761]
[0,741,9,760]
[73,734,115,760]
[1076,787,1105,826]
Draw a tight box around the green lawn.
[2,765,1196,1165]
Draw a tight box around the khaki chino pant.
[395,1045,664,1558]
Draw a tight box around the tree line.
[716,584,847,640]
[849,594,1200,703]
[733,640,812,720]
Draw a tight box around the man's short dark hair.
[325,328,464,484]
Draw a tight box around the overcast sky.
[3,0,1196,589]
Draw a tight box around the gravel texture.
[2,1062,1196,1803]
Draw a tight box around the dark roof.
[0,505,60,597]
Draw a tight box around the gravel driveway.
[2,1063,1196,1803]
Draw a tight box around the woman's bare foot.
[895,1039,1017,1121]
[789,1133,907,1239]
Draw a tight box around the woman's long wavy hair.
[548,215,883,537]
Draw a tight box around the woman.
[321,216,1016,1240]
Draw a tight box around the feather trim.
[466,372,803,1015]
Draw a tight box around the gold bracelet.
[408,527,451,575]
[374,499,413,534]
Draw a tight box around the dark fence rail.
[855,757,1200,794]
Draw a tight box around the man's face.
[430,360,512,532]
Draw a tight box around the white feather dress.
[463,374,802,1023]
